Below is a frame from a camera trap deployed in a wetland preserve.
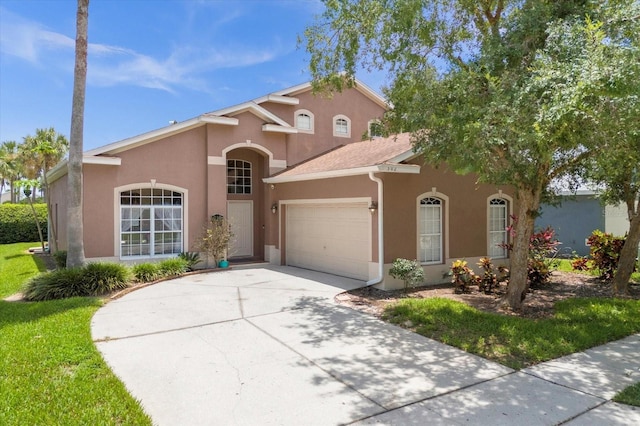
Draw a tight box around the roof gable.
[85,77,387,157]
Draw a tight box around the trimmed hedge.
[0,203,48,244]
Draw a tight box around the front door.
[227,200,253,257]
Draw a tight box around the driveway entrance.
[91,266,513,425]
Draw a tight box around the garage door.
[286,203,371,280]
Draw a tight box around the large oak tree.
[303,0,638,309]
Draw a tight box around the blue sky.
[0,0,386,152]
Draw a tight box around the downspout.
[366,172,384,286]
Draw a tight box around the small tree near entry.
[389,258,424,293]
[198,216,234,267]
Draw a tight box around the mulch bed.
[335,271,640,319]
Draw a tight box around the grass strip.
[0,243,151,425]
[553,258,640,283]
[614,382,640,407]
[383,297,640,370]
[0,242,47,297]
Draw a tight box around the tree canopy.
[305,0,639,308]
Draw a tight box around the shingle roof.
[273,133,414,178]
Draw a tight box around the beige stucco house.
[48,80,515,289]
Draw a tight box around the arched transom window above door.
[227,159,251,194]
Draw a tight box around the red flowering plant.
[501,216,560,288]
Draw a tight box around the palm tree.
[22,128,69,250]
[67,0,89,267]
[0,141,20,203]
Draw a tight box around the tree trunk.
[612,205,640,295]
[502,187,539,310]
[26,195,46,253]
[43,181,58,252]
[66,0,89,268]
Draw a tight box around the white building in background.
[0,191,10,204]
[605,203,633,237]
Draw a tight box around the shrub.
[23,268,85,301]
[477,257,508,294]
[158,258,189,277]
[53,250,67,269]
[587,230,626,281]
[0,203,48,244]
[178,251,202,271]
[81,262,131,295]
[389,258,425,293]
[23,262,132,301]
[198,216,234,265]
[527,227,560,288]
[449,259,479,294]
[502,221,560,288]
[132,263,159,282]
[571,257,590,271]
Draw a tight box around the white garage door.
[286,203,371,280]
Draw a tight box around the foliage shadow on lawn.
[383,297,640,370]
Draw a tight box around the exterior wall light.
[271,203,278,214]
[368,201,378,214]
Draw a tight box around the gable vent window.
[295,109,314,133]
[227,159,252,194]
[368,120,383,139]
[333,114,351,138]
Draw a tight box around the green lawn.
[0,242,47,298]
[384,295,640,406]
[614,382,640,406]
[383,297,640,370]
[554,258,640,283]
[0,243,151,425]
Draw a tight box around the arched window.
[418,197,442,263]
[295,109,314,133]
[227,160,251,194]
[120,188,183,257]
[368,120,383,139]
[488,197,508,258]
[333,114,351,137]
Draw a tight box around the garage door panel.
[286,203,370,280]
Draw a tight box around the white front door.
[228,201,253,257]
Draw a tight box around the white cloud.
[0,7,287,94]
[0,8,73,62]
[88,44,283,93]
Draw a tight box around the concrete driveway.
[91,266,639,425]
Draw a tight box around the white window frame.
[333,114,351,138]
[115,184,187,259]
[487,195,512,259]
[294,109,314,133]
[227,159,252,195]
[418,197,443,264]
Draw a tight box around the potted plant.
[198,215,233,268]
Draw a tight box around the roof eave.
[47,156,122,183]
[262,124,298,134]
[263,163,420,184]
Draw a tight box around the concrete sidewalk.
[92,266,640,425]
